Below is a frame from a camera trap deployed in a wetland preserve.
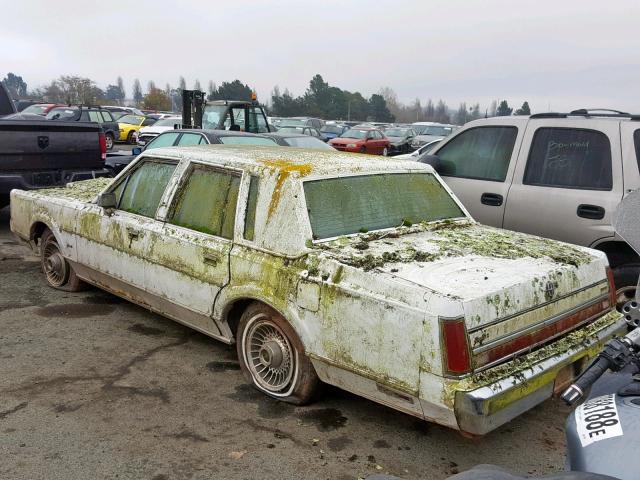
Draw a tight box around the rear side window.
[88,111,101,123]
[436,126,517,181]
[244,176,260,240]
[634,130,640,174]
[100,111,114,122]
[169,165,240,239]
[117,161,177,217]
[524,128,612,190]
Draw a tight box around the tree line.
[2,71,533,123]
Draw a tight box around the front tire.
[237,302,319,405]
[40,228,85,292]
[126,131,136,144]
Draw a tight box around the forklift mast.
[181,89,206,129]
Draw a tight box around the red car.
[328,127,390,155]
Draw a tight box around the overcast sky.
[3,0,639,113]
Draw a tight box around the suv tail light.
[606,266,616,308]
[99,132,106,161]
[440,317,472,376]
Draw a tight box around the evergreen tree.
[496,100,513,116]
[132,79,143,106]
[515,101,531,115]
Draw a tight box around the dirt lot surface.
[0,205,569,480]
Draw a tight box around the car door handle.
[481,193,504,207]
[126,226,142,239]
[202,252,223,266]
[577,204,605,220]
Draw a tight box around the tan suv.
[424,109,640,307]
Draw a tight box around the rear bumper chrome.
[454,310,625,435]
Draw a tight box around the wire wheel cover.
[245,317,295,392]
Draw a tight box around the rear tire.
[382,146,389,156]
[40,228,85,292]
[236,302,319,405]
[613,263,640,310]
[105,133,114,151]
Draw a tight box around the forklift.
[181,90,272,133]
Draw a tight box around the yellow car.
[118,115,156,143]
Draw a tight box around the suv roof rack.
[530,109,640,120]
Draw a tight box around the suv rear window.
[524,128,612,190]
[435,126,517,181]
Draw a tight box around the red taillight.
[606,266,616,308]
[99,132,106,161]
[441,317,472,376]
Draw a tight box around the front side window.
[177,133,205,146]
[146,132,180,150]
[436,126,517,181]
[100,111,114,122]
[304,173,465,239]
[248,106,268,133]
[524,128,612,190]
[169,165,241,239]
[116,160,177,217]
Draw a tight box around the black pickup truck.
[0,84,110,208]
[0,120,111,208]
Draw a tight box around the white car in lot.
[136,116,182,146]
[10,145,623,435]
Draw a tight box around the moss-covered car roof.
[141,144,434,178]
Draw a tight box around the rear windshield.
[321,125,343,134]
[46,107,79,120]
[304,173,465,239]
[219,136,277,145]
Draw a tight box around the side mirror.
[132,147,142,155]
[417,154,442,171]
[96,192,116,208]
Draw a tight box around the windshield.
[304,173,465,239]
[385,128,410,137]
[119,114,144,125]
[202,105,227,129]
[219,136,277,146]
[283,136,334,150]
[320,125,343,134]
[280,119,305,126]
[153,118,182,127]
[340,129,368,139]
[46,107,79,120]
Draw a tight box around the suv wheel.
[105,133,114,151]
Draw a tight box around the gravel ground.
[0,205,569,480]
